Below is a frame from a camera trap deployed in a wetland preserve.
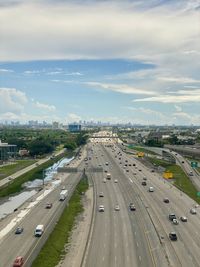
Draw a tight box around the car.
[149,187,154,192]
[190,208,197,214]
[8,176,13,180]
[169,213,176,221]
[142,181,147,186]
[143,177,147,180]
[139,169,142,172]
[163,198,170,203]
[15,227,24,234]
[98,205,105,212]
[125,160,128,162]
[13,256,24,267]
[151,169,155,172]
[99,192,104,197]
[181,161,184,164]
[169,232,177,241]
[115,204,120,211]
[103,178,106,183]
[180,216,187,222]
[189,171,193,176]
[129,164,132,166]
[133,163,136,166]
[126,169,129,172]
[45,203,53,209]
[172,219,179,225]
[129,203,136,211]
[114,179,118,183]
[195,204,199,208]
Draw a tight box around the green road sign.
[197,192,200,197]
[191,161,198,168]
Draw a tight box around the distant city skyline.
[0,0,200,125]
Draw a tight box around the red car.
[13,256,24,267]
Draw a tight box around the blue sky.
[0,0,200,125]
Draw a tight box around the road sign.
[197,192,200,197]
[163,171,173,179]
[191,162,198,168]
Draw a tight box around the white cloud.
[65,72,83,76]
[66,113,81,123]
[85,81,155,95]
[0,68,14,73]
[0,88,28,113]
[0,0,199,65]
[34,101,56,111]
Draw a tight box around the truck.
[106,173,111,180]
[59,190,68,201]
[34,224,44,237]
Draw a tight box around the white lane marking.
[115,242,117,248]
[102,256,105,262]
[136,242,139,247]
[129,178,133,183]
[139,256,142,261]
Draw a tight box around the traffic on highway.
[1,131,200,267]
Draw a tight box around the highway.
[83,132,200,267]
[0,151,85,267]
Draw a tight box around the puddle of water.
[0,190,36,219]
[0,156,74,219]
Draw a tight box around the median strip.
[31,174,89,267]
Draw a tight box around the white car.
[180,216,187,222]
[99,205,105,212]
[114,179,118,183]
[149,187,154,192]
[190,208,197,214]
[103,178,106,183]
[172,219,179,225]
[115,205,120,211]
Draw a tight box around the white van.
[34,225,44,237]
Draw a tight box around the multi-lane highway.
[82,133,200,267]
[1,130,200,267]
[0,151,85,267]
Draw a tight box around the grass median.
[31,175,89,267]
[0,151,73,198]
[148,157,200,204]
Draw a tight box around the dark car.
[163,198,170,203]
[45,203,53,209]
[169,232,177,241]
[142,181,147,186]
[15,227,24,234]
[129,203,136,211]
[169,214,176,221]
[13,256,24,267]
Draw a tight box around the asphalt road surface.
[83,139,200,267]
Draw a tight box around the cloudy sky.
[0,0,200,125]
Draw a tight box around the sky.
[0,0,200,125]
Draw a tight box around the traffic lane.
[0,172,82,267]
[104,146,189,266]
[85,172,119,267]
[104,150,167,267]
[87,155,138,267]
[85,176,111,267]
[100,146,164,266]
[121,162,200,266]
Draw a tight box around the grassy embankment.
[31,175,89,267]
[128,146,157,155]
[148,157,200,204]
[0,151,73,198]
[0,160,36,180]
